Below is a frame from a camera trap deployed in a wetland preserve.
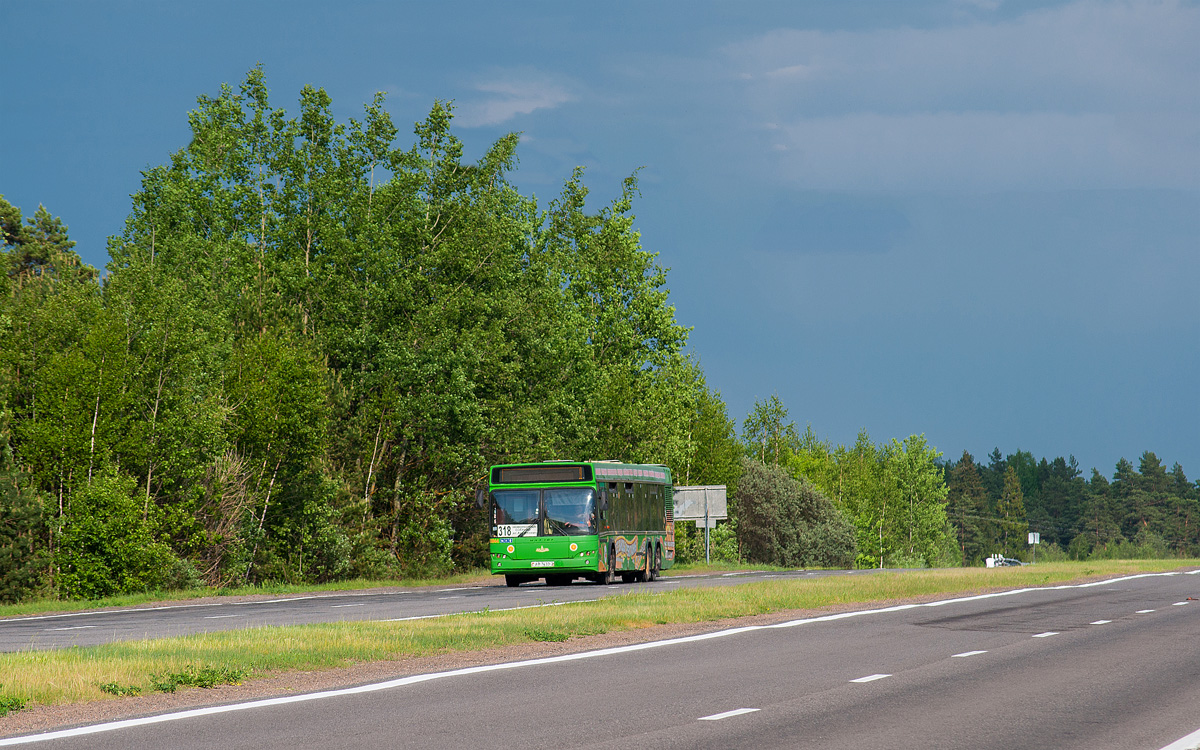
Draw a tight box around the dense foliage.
[737,457,856,568]
[0,69,740,598]
[1,70,1195,600]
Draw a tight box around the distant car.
[985,554,1027,567]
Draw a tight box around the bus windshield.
[493,490,539,531]
[544,488,596,536]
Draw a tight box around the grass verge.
[1,560,1193,711]
[0,570,495,619]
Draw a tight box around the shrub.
[737,457,857,568]
[54,472,187,599]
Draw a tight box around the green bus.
[480,461,675,587]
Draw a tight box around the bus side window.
[635,483,645,531]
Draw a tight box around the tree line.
[0,68,741,602]
[944,449,1200,565]
[1,69,1193,603]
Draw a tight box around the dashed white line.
[381,598,600,623]
[50,626,96,631]
[330,604,364,609]
[1137,609,1156,614]
[203,615,241,620]
[1032,632,1058,638]
[1091,620,1112,625]
[952,650,987,658]
[850,674,891,683]
[699,708,759,721]
[1173,602,1190,606]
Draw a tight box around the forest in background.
[1,69,1196,603]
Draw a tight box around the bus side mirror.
[475,487,487,509]
[598,490,609,511]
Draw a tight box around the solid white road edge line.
[698,708,759,721]
[1158,725,1200,750]
[1,570,1192,746]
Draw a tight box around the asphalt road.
[0,569,876,652]
[6,569,1200,749]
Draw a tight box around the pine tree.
[946,451,990,564]
[0,409,48,603]
[998,465,1028,558]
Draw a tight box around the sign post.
[1028,531,1041,564]
[673,486,728,564]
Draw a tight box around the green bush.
[737,458,857,568]
[55,472,187,599]
[0,685,25,717]
[673,520,739,564]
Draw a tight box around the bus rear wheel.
[648,545,661,582]
[636,544,651,582]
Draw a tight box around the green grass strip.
[1,560,1191,710]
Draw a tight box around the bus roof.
[490,461,671,485]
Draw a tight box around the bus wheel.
[601,545,615,585]
[637,544,651,582]
[505,575,522,587]
[649,545,661,582]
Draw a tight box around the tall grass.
[1,560,1191,709]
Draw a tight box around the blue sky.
[4,0,1198,476]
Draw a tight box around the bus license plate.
[531,561,555,568]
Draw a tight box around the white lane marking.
[699,708,759,721]
[1159,725,1200,750]
[435,587,481,593]
[5,570,1196,746]
[1032,632,1058,638]
[1138,609,1156,614]
[952,650,987,658]
[437,597,461,601]
[330,604,364,609]
[1091,620,1112,625]
[49,626,97,631]
[851,674,891,683]
[203,615,241,620]
[1173,602,1190,606]
[380,598,600,623]
[5,603,224,623]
